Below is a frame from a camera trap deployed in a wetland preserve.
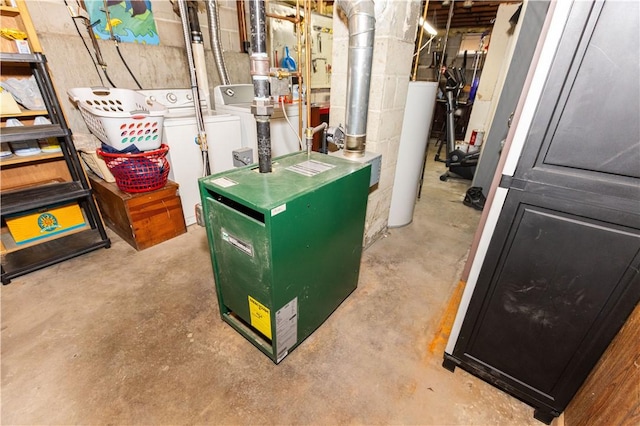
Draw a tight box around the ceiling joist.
[425,1,519,30]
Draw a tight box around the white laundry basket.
[68,87,167,151]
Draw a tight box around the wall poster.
[84,0,160,45]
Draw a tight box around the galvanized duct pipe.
[336,0,376,158]
[248,0,273,173]
[205,0,231,85]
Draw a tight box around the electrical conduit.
[177,0,209,174]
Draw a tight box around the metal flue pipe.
[336,0,376,158]
[205,0,231,86]
[248,0,273,173]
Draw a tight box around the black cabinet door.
[447,0,640,423]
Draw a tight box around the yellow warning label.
[248,295,272,339]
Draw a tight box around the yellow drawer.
[6,203,85,245]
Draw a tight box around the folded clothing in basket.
[100,142,142,154]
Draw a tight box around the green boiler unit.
[199,151,370,363]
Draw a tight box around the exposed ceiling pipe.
[336,0,376,158]
[438,0,455,81]
[412,0,430,81]
[187,1,211,110]
[248,0,273,173]
[236,1,250,53]
[178,0,209,174]
[205,0,231,86]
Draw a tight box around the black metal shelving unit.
[1,52,110,284]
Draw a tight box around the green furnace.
[199,151,371,363]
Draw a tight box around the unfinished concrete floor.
[2,150,548,425]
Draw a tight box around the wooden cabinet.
[1,1,110,284]
[88,175,186,251]
[564,302,640,425]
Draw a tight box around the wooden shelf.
[1,108,48,119]
[1,228,110,284]
[0,52,41,63]
[1,181,91,216]
[0,151,63,166]
[0,6,20,16]
[0,123,67,143]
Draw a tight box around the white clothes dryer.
[213,84,303,158]
[139,89,242,226]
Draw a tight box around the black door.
[444,1,640,423]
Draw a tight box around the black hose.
[203,151,211,175]
[102,67,117,88]
[114,39,143,89]
[65,0,104,85]
[100,0,142,89]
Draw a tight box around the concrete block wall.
[24,0,250,134]
[330,0,421,247]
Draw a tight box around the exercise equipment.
[434,67,479,181]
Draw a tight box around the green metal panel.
[199,152,370,363]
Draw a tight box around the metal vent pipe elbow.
[336,0,376,158]
[205,0,231,86]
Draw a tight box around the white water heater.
[388,81,438,227]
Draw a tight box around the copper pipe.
[266,12,300,23]
[266,1,304,148]
[297,0,303,142]
[411,0,430,81]
[304,0,313,154]
[236,0,249,52]
[266,0,304,145]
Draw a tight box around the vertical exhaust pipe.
[248,0,273,173]
[336,0,376,158]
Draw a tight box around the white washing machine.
[139,89,242,226]
[213,84,303,158]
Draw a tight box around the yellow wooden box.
[5,203,86,245]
